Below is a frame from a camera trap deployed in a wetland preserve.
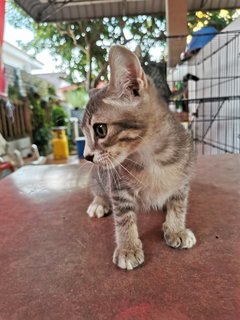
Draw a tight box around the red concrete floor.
[0,154,239,320]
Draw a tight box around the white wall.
[167,17,240,154]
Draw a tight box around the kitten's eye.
[93,123,108,139]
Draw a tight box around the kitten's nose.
[85,154,94,162]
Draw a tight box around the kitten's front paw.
[113,244,144,270]
[163,224,196,249]
[87,201,110,218]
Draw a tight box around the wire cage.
[167,27,240,155]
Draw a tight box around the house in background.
[1,43,79,159]
[0,41,49,157]
[2,41,43,97]
[33,72,70,99]
[3,41,43,72]
[33,71,73,116]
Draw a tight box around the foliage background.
[7,1,239,90]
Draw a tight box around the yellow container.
[51,127,69,160]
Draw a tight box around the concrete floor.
[0,154,240,320]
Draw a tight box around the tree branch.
[67,25,87,54]
[77,21,89,46]
[55,23,87,54]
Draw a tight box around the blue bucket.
[76,137,85,159]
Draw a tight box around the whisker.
[75,163,93,177]
[88,162,95,174]
[108,157,122,181]
[113,158,144,187]
[78,160,93,170]
[108,155,128,189]
[106,161,113,192]
[125,157,143,167]
[108,158,122,191]
[108,161,117,186]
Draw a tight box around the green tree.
[64,87,88,109]
[188,9,239,31]
[7,1,239,89]
[7,1,166,89]
[51,105,67,127]
[29,96,50,155]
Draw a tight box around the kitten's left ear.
[88,88,99,98]
[108,45,148,97]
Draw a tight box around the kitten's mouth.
[94,153,121,169]
[94,154,112,166]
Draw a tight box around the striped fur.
[82,45,196,270]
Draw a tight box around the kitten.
[81,45,196,270]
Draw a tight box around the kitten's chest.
[137,163,180,210]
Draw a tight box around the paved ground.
[0,154,239,320]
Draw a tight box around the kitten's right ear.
[108,45,147,97]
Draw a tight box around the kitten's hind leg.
[87,195,111,218]
[162,186,196,249]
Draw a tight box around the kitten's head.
[81,45,161,167]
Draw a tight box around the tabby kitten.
[81,45,196,270]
